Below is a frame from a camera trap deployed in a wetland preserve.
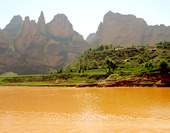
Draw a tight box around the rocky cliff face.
[0,12,89,74]
[86,33,96,42]
[0,30,10,53]
[37,11,46,34]
[15,17,38,53]
[3,15,23,43]
[92,11,170,46]
[47,14,73,39]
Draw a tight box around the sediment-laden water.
[0,86,170,132]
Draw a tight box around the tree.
[109,43,113,49]
[104,45,109,50]
[144,62,154,71]
[105,56,116,74]
[159,59,169,73]
[49,68,55,74]
[95,45,104,51]
[78,58,84,73]
[155,41,170,48]
[57,67,64,73]
[91,60,98,69]
[66,65,72,73]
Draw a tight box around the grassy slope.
[73,46,169,77]
[0,73,107,86]
[0,46,169,86]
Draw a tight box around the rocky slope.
[0,12,89,74]
[90,11,170,46]
[3,15,23,43]
[86,33,96,42]
[0,30,11,53]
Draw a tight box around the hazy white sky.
[0,0,170,38]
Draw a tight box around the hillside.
[47,42,170,87]
[1,42,169,87]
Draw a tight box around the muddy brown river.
[0,86,170,132]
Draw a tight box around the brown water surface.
[0,86,170,132]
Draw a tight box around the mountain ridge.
[0,11,89,74]
[89,11,170,46]
[0,11,170,74]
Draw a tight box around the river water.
[0,86,170,132]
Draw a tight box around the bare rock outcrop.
[3,15,23,42]
[47,14,73,39]
[0,12,89,74]
[86,33,96,42]
[37,11,46,34]
[92,11,170,46]
[0,30,10,52]
[15,16,37,53]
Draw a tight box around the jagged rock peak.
[22,17,36,31]
[37,11,46,34]
[47,13,73,38]
[22,16,31,32]
[31,20,36,24]
[54,13,68,19]
[38,11,45,23]
[25,16,30,22]
[86,33,96,41]
[93,11,170,46]
[3,15,23,32]
[103,11,147,24]
[7,15,23,25]
[104,11,136,18]
[40,11,44,17]
[3,15,23,42]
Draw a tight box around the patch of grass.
[58,77,87,85]
[108,74,120,78]
[139,81,153,84]
[0,72,107,86]
[84,69,106,75]
[0,81,56,86]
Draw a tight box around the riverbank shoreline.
[0,72,169,87]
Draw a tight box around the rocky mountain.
[1,11,170,75]
[91,11,170,46]
[86,33,96,42]
[0,30,10,53]
[3,15,23,43]
[0,12,89,74]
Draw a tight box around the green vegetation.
[0,72,18,77]
[51,42,169,77]
[0,42,169,86]
[0,75,56,86]
[155,41,170,48]
[45,42,169,86]
[0,73,107,86]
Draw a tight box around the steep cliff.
[0,12,88,74]
[91,11,170,46]
[3,15,23,43]
[0,30,10,53]
[86,33,96,42]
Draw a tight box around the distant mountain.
[1,11,170,74]
[0,11,89,74]
[3,15,23,43]
[90,11,170,46]
[86,33,96,42]
[0,29,10,53]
